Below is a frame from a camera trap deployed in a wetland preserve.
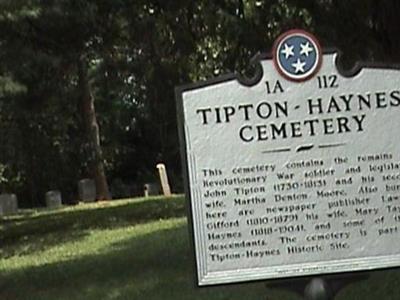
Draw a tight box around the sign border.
[175,45,400,287]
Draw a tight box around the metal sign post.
[267,273,369,299]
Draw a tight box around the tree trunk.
[77,55,111,200]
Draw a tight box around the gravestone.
[0,193,18,215]
[45,190,62,209]
[143,183,159,197]
[78,179,96,202]
[176,29,400,287]
[156,163,172,196]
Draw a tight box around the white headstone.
[156,163,172,196]
[143,183,159,197]
[78,179,96,202]
[45,190,62,209]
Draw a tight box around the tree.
[1,0,400,206]
[0,1,136,201]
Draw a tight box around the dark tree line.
[0,0,399,207]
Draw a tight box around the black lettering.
[329,75,339,88]
[291,122,302,137]
[275,80,284,93]
[308,98,323,115]
[337,117,350,133]
[266,80,284,94]
[323,119,335,134]
[376,92,387,108]
[223,106,235,123]
[317,75,339,89]
[327,97,341,113]
[275,101,289,118]
[256,125,269,141]
[238,104,254,120]
[353,114,366,131]
[196,108,212,124]
[304,119,319,136]
[271,123,288,139]
[390,90,400,107]
[215,107,222,123]
[339,94,353,111]
[256,102,273,119]
[358,93,371,110]
[239,125,254,142]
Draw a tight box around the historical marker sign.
[176,29,400,286]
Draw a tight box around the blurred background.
[0,0,399,207]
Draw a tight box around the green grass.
[1,196,400,300]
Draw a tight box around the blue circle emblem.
[273,30,322,82]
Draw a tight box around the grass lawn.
[1,196,400,300]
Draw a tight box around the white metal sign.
[176,30,400,286]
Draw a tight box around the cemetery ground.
[0,197,400,300]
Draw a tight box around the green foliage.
[1,1,400,206]
[0,196,272,300]
[0,164,7,184]
[2,196,400,299]
[0,76,26,97]
[0,196,186,248]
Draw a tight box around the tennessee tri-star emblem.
[273,29,322,82]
